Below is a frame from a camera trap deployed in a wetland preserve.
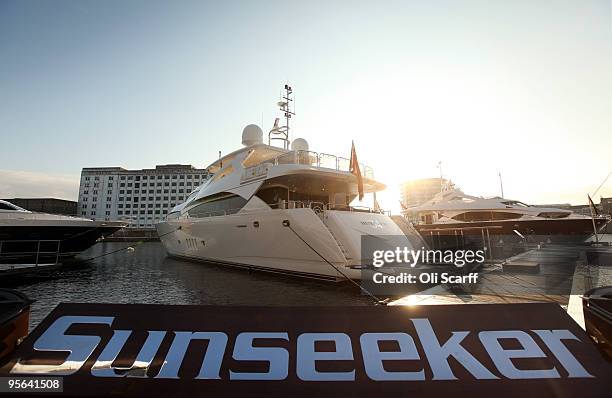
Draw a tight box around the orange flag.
[350,141,364,201]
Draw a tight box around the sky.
[1,0,611,212]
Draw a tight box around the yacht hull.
[0,222,124,263]
[416,217,608,249]
[157,209,411,281]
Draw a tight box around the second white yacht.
[157,86,415,281]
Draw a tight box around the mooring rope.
[282,220,387,305]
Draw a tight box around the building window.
[91,211,96,215]
[105,211,110,216]
[118,211,123,215]
[93,197,97,202]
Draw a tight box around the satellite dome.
[291,138,309,152]
[242,124,263,146]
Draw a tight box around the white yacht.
[157,86,414,281]
[0,200,125,264]
[403,188,609,245]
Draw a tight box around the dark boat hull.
[0,225,123,264]
[416,218,608,251]
[582,286,612,361]
[0,289,31,363]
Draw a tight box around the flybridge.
[2,303,611,397]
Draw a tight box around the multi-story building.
[78,164,211,228]
[400,178,450,208]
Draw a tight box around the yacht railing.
[181,201,387,220]
[243,150,375,181]
[271,200,387,214]
[0,239,61,267]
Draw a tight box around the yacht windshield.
[501,201,530,207]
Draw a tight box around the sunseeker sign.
[1,303,610,397]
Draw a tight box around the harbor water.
[7,242,374,328]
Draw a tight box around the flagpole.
[588,195,600,244]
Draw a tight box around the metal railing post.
[35,240,41,266]
[55,240,60,265]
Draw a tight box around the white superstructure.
[78,165,211,227]
[156,86,415,281]
[404,188,588,224]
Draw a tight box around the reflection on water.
[9,242,373,328]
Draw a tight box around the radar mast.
[268,84,295,149]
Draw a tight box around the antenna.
[268,83,295,150]
[437,161,443,192]
[498,171,504,198]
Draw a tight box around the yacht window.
[501,201,530,208]
[452,211,522,222]
[187,193,247,218]
[537,212,570,219]
[0,202,19,210]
